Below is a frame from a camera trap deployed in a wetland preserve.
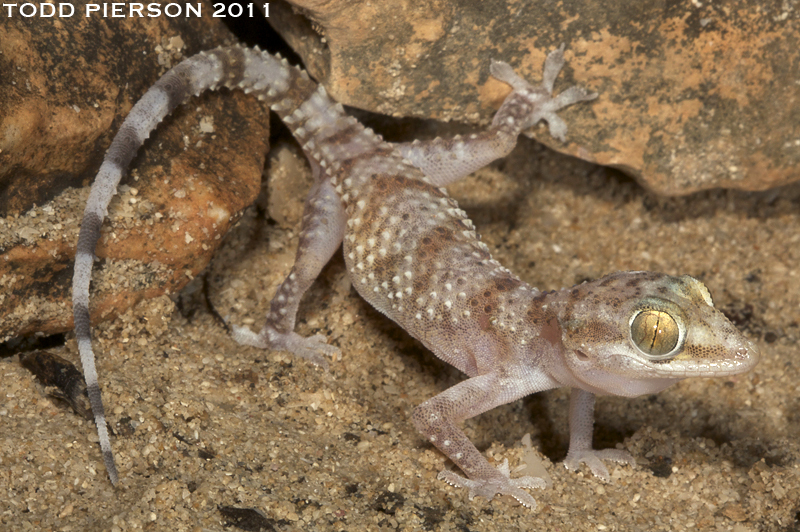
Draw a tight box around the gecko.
[72,43,759,508]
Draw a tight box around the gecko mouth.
[598,343,760,378]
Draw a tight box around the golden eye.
[630,309,679,357]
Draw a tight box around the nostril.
[575,350,589,361]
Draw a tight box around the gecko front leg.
[410,327,563,509]
[413,372,549,508]
[563,388,636,480]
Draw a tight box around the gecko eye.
[630,309,681,359]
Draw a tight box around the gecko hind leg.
[232,176,346,368]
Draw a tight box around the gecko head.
[557,271,759,396]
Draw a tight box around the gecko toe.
[232,326,337,369]
[437,459,545,509]
[564,448,635,481]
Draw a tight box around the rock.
[0,13,269,341]
[272,0,800,195]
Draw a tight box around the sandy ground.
[2,129,799,531]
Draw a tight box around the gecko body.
[73,44,759,507]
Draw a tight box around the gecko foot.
[438,458,546,508]
[490,44,597,142]
[231,325,338,369]
[563,448,636,482]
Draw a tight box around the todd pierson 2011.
[1,2,269,18]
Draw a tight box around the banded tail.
[72,46,319,484]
